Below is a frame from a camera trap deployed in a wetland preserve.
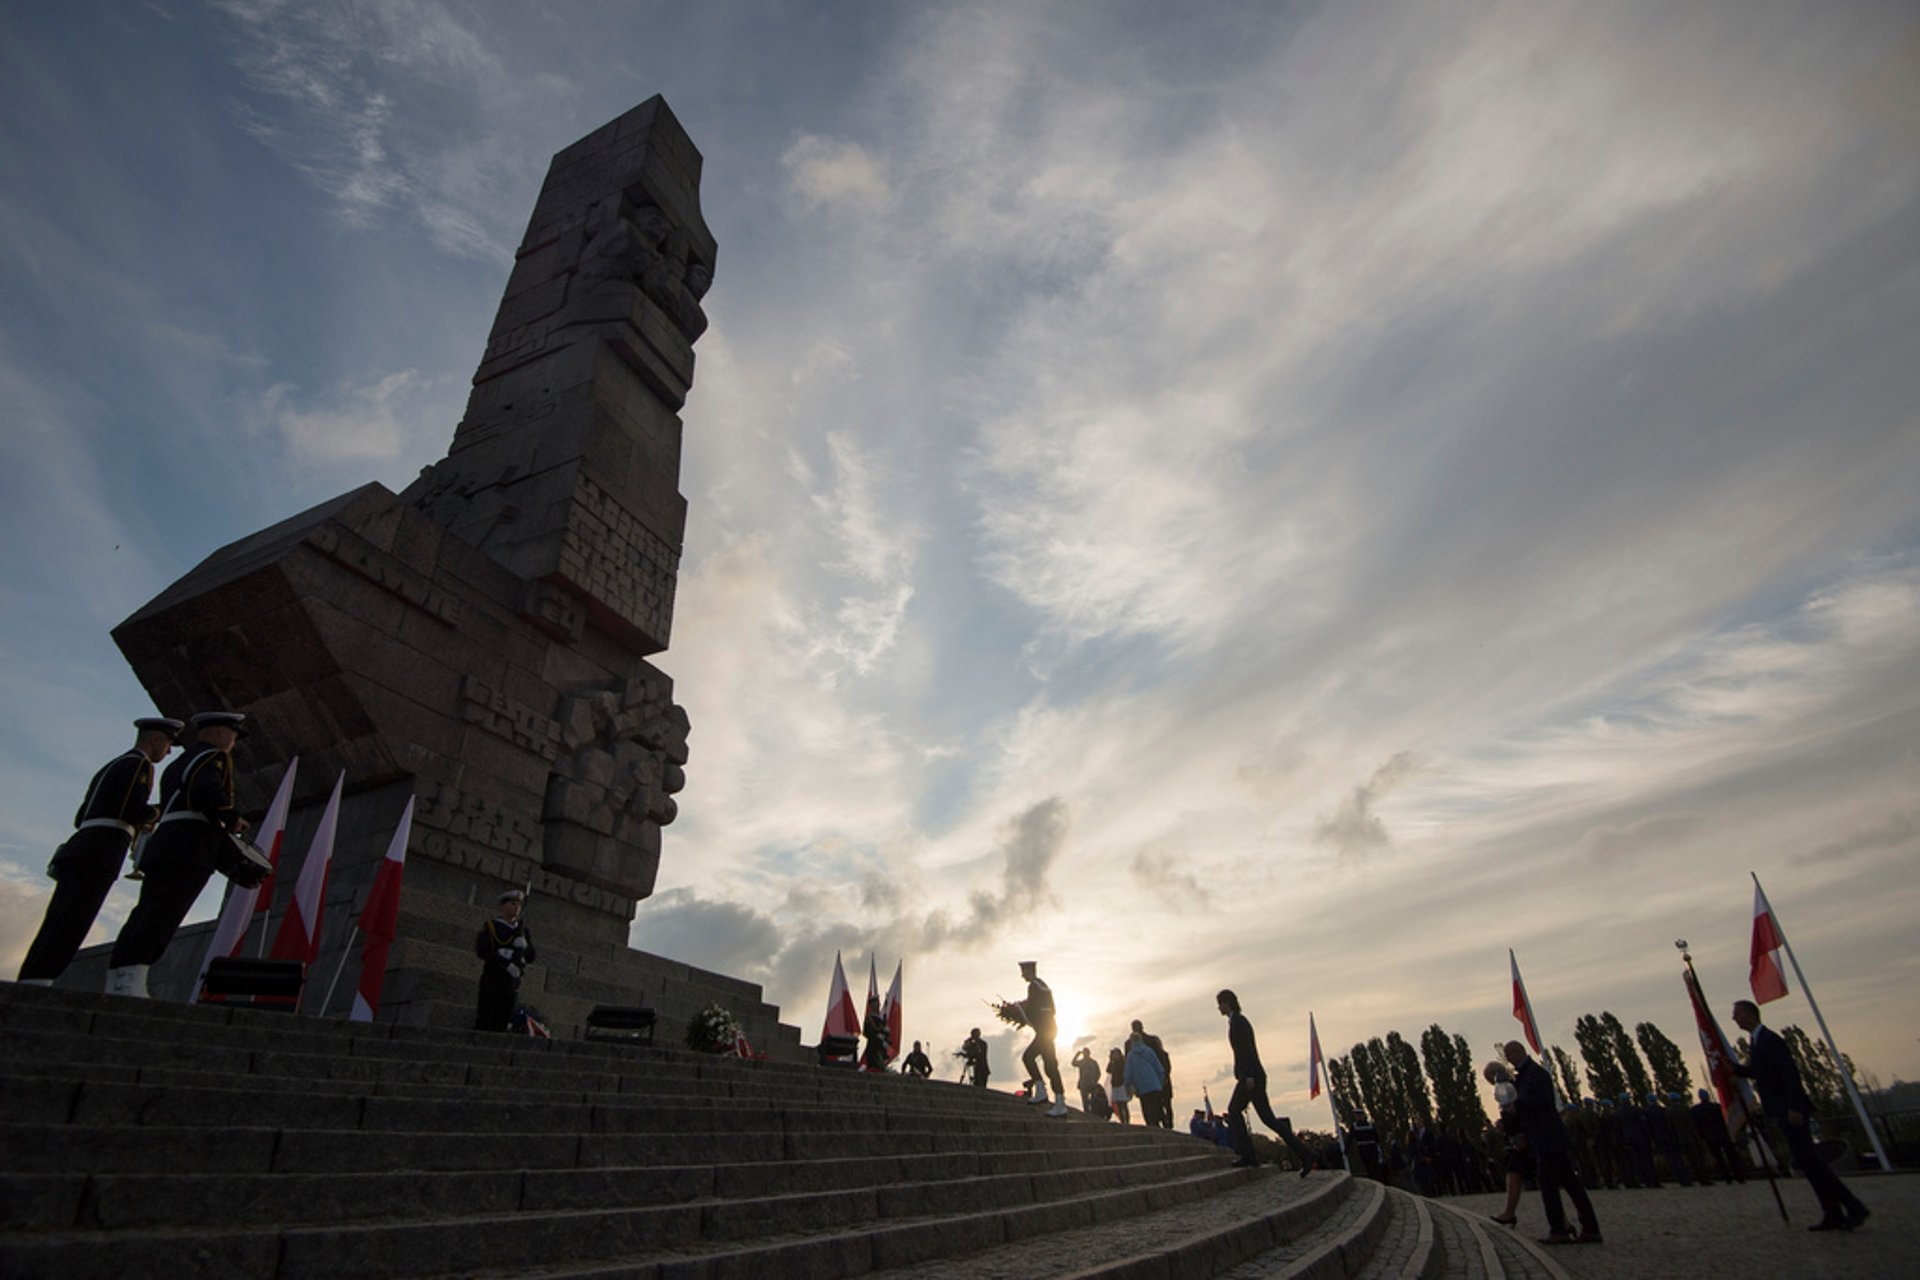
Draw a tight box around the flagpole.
[1311,1014,1350,1173]
[320,925,360,1016]
[1751,873,1893,1171]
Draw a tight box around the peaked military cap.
[134,717,186,738]
[188,711,249,736]
[498,888,526,903]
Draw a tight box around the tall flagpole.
[1751,872,1893,1171]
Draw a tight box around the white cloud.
[259,368,444,465]
[213,0,534,259]
[782,135,891,211]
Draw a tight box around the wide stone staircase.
[0,983,1558,1279]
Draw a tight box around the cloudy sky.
[3,1,1917,1119]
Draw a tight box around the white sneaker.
[1028,1087,1050,1105]
[16,978,52,987]
[1048,1100,1070,1118]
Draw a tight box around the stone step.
[2,1146,1229,1234]
[1,985,881,1088]
[1374,1191,1437,1280]
[0,1036,1041,1119]
[541,1162,1269,1280]
[1423,1199,1498,1279]
[1461,1206,1567,1280]
[0,1070,1093,1140]
[1,1121,1187,1177]
[864,1169,1350,1279]
[1208,1176,1388,1279]
[0,1161,1259,1280]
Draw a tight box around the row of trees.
[1319,1010,1858,1140]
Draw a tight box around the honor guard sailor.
[474,888,537,1032]
[105,711,253,998]
[15,717,183,985]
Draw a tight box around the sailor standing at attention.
[15,717,184,985]
[474,889,536,1032]
[105,711,251,998]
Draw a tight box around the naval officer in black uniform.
[106,711,252,998]
[474,888,536,1032]
[15,717,184,985]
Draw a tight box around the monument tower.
[107,98,796,1052]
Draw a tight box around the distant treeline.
[1322,1013,1877,1140]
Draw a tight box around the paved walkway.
[1439,1172,1916,1279]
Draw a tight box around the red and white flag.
[1309,1013,1324,1100]
[1510,949,1544,1054]
[822,950,859,1040]
[268,772,343,997]
[1749,880,1789,1004]
[882,960,904,1063]
[194,758,297,1000]
[348,796,412,1023]
[1684,964,1759,1138]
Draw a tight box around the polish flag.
[268,771,343,1003]
[1309,1013,1324,1100]
[349,796,412,1023]
[194,758,297,1001]
[882,960,904,1064]
[1749,881,1790,1004]
[822,950,860,1040]
[1510,949,1544,1054]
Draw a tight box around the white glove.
[512,935,528,951]
[507,964,523,981]
[496,947,515,961]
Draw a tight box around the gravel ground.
[1433,1171,1916,1279]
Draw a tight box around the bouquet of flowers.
[990,997,1027,1029]
[685,1003,744,1053]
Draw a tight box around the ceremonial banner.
[822,950,859,1040]
[1749,881,1789,1004]
[882,960,904,1064]
[1510,949,1544,1054]
[1309,1013,1324,1100]
[349,797,413,1022]
[1684,964,1758,1138]
[193,757,297,1000]
[268,772,343,989]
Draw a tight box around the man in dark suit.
[1730,1000,1870,1231]
[1504,1041,1602,1245]
[1216,989,1316,1173]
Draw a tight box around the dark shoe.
[1537,1234,1577,1246]
[1576,1233,1604,1245]
[1231,1157,1260,1169]
[1299,1156,1317,1179]
[1809,1218,1848,1232]
[1846,1206,1871,1229]
[1489,1213,1517,1227]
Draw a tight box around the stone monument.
[101,97,799,1055]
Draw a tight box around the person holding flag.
[473,888,535,1032]
[1730,999,1871,1232]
